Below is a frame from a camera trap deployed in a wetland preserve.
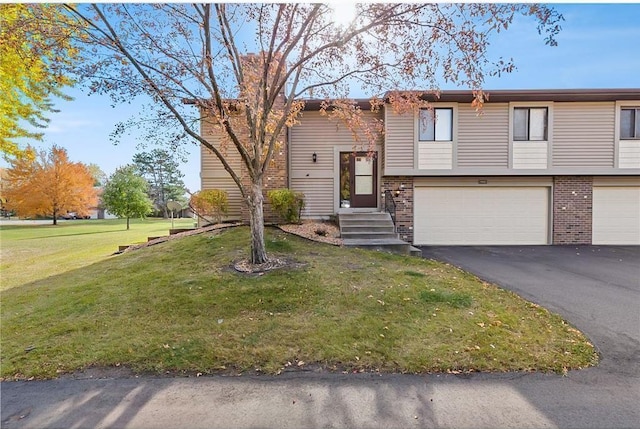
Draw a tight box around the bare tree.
[65,3,562,264]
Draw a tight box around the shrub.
[190,189,228,224]
[314,227,328,237]
[267,189,305,224]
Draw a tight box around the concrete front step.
[341,231,399,240]
[339,211,419,256]
[342,238,421,256]
[339,212,392,222]
[339,219,393,228]
[340,224,395,233]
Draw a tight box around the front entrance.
[339,152,377,208]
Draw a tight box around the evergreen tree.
[133,149,186,218]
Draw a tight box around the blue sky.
[4,3,639,193]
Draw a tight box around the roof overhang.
[185,89,640,111]
[393,88,640,103]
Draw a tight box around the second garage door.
[592,186,640,245]
[414,186,550,245]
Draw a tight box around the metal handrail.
[384,190,397,230]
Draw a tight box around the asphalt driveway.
[420,245,640,375]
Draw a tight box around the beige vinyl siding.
[200,121,244,218]
[290,178,334,217]
[553,102,615,167]
[619,140,640,168]
[513,141,548,169]
[384,108,414,170]
[200,176,243,219]
[290,110,382,217]
[418,142,453,169]
[457,104,509,167]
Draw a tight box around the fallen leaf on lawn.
[297,361,305,366]
[477,322,485,328]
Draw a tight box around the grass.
[0,218,195,291]
[0,226,598,380]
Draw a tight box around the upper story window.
[620,108,640,139]
[513,107,548,141]
[418,108,453,141]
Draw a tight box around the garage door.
[592,186,640,245]
[414,187,550,245]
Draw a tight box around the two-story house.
[200,89,640,246]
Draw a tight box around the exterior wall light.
[312,152,317,163]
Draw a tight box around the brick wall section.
[552,176,593,244]
[258,95,289,223]
[381,176,415,243]
[237,96,288,224]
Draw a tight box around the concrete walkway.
[2,369,639,429]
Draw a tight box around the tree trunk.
[126,216,130,230]
[247,179,268,264]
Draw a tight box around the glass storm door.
[340,152,377,208]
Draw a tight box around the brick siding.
[552,176,593,244]
[381,176,414,243]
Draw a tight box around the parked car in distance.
[61,212,90,220]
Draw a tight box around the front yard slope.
[1,227,597,379]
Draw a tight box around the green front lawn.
[1,226,597,379]
[0,218,195,291]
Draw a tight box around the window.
[513,107,547,141]
[621,108,640,139]
[419,108,453,141]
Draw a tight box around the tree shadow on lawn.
[24,229,135,239]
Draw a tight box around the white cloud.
[45,118,100,134]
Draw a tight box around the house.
[200,88,640,246]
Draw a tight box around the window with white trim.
[621,107,640,139]
[513,107,548,141]
[418,108,452,141]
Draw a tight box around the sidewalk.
[2,369,639,429]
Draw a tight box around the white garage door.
[414,187,550,245]
[592,186,640,245]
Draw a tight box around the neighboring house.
[88,187,118,219]
[200,88,640,246]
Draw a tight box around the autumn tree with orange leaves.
[0,4,81,158]
[65,3,562,264]
[3,146,98,225]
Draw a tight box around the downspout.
[287,121,291,189]
[285,88,292,190]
